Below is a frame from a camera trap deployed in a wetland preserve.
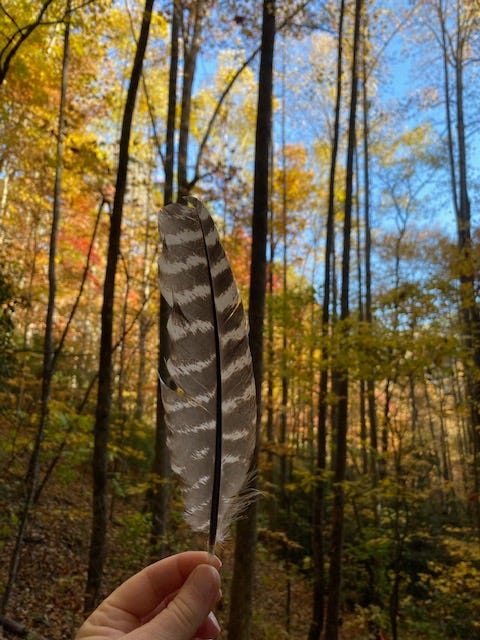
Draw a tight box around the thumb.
[144,564,221,640]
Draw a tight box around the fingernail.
[208,554,222,570]
[208,611,221,634]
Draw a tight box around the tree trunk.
[266,188,276,528]
[308,3,345,638]
[361,28,379,492]
[109,257,130,522]
[325,1,363,637]
[227,2,275,638]
[356,164,368,475]
[150,301,171,555]
[1,2,70,612]
[177,0,204,198]
[438,0,480,533]
[279,38,289,512]
[149,0,179,554]
[34,198,105,503]
[84,0,155,612]
[164,0,179,205]
[454,25,480,535]
[134,195,154,423]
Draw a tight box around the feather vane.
[158,197,257,551]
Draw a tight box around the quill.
[158,197,257,553]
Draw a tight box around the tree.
[434,0,480,533]
[177,0,206,198]
[1,0,71,611]
[0,0,57,85]
[309,3,345,638]
[163,0,179,206]
[149,0,179,556]
[227,1,275,638]
[325,0,363,638]
[84,0,155,611]
[0,271,15,386]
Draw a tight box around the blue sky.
[186,1,479,300]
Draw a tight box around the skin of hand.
[76,551,222,640]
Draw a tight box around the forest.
[0,0,479,639]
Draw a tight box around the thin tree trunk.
[438,392,452,483]
[135,316,148,422]
[109,255,130,522]
[438,0,480,532]
[7,209,39,472]
[325,1,363,637]
[149,0,179,554]
[227,2,275,638]
[84,0,155,612]
[134,202,154,423]
[355,150,368,475]
[34,197,105,503]
[438,2,459,218]
[177,0,204,198]
[1,3,70,612]
[164,0,179,205]
[423,381,442,487]
[361,26,378,492]
[280,46,292,630]
[308,3,345,638]
[266,172,276,528]
[454,29,480,535]
[279,37,289,506]
[150,300,171,555]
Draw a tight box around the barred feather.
[158,197,257,550]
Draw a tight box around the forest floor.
[0,459,331,640]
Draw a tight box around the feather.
[158,196,257,552]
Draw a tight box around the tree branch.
[189,0,314,191]
[0,614,49,640]
[0,0,56,85]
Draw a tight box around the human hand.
[76,551,222,640]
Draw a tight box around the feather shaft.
[201,209,223,551]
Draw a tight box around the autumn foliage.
[1,1,480,640]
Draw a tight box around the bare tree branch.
[188,0,314,191]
